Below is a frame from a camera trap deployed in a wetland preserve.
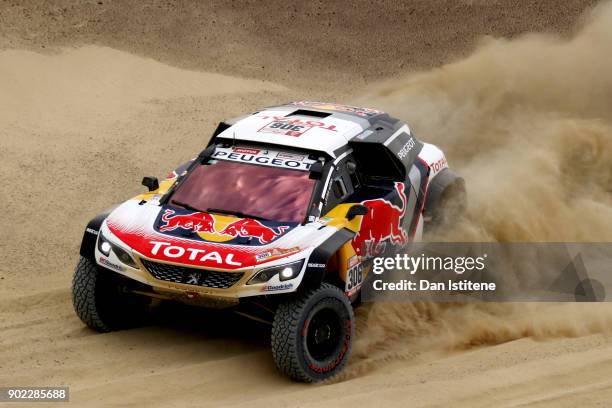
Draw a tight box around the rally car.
[72,101,465,382]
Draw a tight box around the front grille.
[141,259,244,289]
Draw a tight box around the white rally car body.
[80,101,458,306]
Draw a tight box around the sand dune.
[0,46,284,131]
[1,1,611,407]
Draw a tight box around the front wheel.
[271,283,354,382]
[71,256,151,332]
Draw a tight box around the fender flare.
[79,206,118,261]
[298,228,355,291]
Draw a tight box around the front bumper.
[136,255,256,299]
[93,232,310,305]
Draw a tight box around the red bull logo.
[221,219,289,244]
[352,182,408,257]
[159,209,290,244]
[159,209,216,233]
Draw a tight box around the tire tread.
[71,256,113,332]
[271,283,353,382]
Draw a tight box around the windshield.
[170,160,317,223]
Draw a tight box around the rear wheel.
[424,169,467,233]
[271,283,354,382]
[71,256,151,332]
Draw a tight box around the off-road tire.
[424,170,467,233]
[271,283,354,382]
[72,256,150,332]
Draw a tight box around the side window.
[346,160,361,190]
[322,156,357,215]
[331,177,347,200]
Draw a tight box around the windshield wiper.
[171,200,206,213]
[206,207,267,221]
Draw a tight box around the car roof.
[215,101,410,158]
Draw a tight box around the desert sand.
[2,1,612,406]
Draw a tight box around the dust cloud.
[344,1,612,380]
[359,1,612,242]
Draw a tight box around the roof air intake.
[287,109,332,119]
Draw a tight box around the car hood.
[104,200,324,270]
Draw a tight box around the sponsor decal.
[347,255,359,269]
[149,241,243,266]
[86,227,98,235]
[307,263,326,269]
[106,214,262,269]
[159,209,293,246]
[259,121,311,137]
[256,115,338,134]
[99,256,124,272]
[221,219,289,245]
[255,251,272,262]
[232,146,261,155]
[159,209,216,233]
[352,182,408,257]
[262,282,294,292]
[291,101,384,118]
[276,152,306,161]
[345,263,364,295]
[212,148,313,170]
[431,156,448,175]
[255,247,301,263]
[397,137,416,160]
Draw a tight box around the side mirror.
[346,204,368,221]
[142,176,159,192]
[309,162,324,180]
[346,161,357,174]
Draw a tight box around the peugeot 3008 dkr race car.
[73,101,466,382]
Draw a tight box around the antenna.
[232,131,236,147]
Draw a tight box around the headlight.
[97,232,112,256]
[97,232,138,269]
[247,260,305,285]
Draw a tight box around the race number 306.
[346,263,364,292]
[259,121,310,137]
[258,119,338,137]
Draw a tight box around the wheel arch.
[423,168,467,226]
[298,228,355,291]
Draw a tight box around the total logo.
[430,156,448,175]
[150,241,243,266]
